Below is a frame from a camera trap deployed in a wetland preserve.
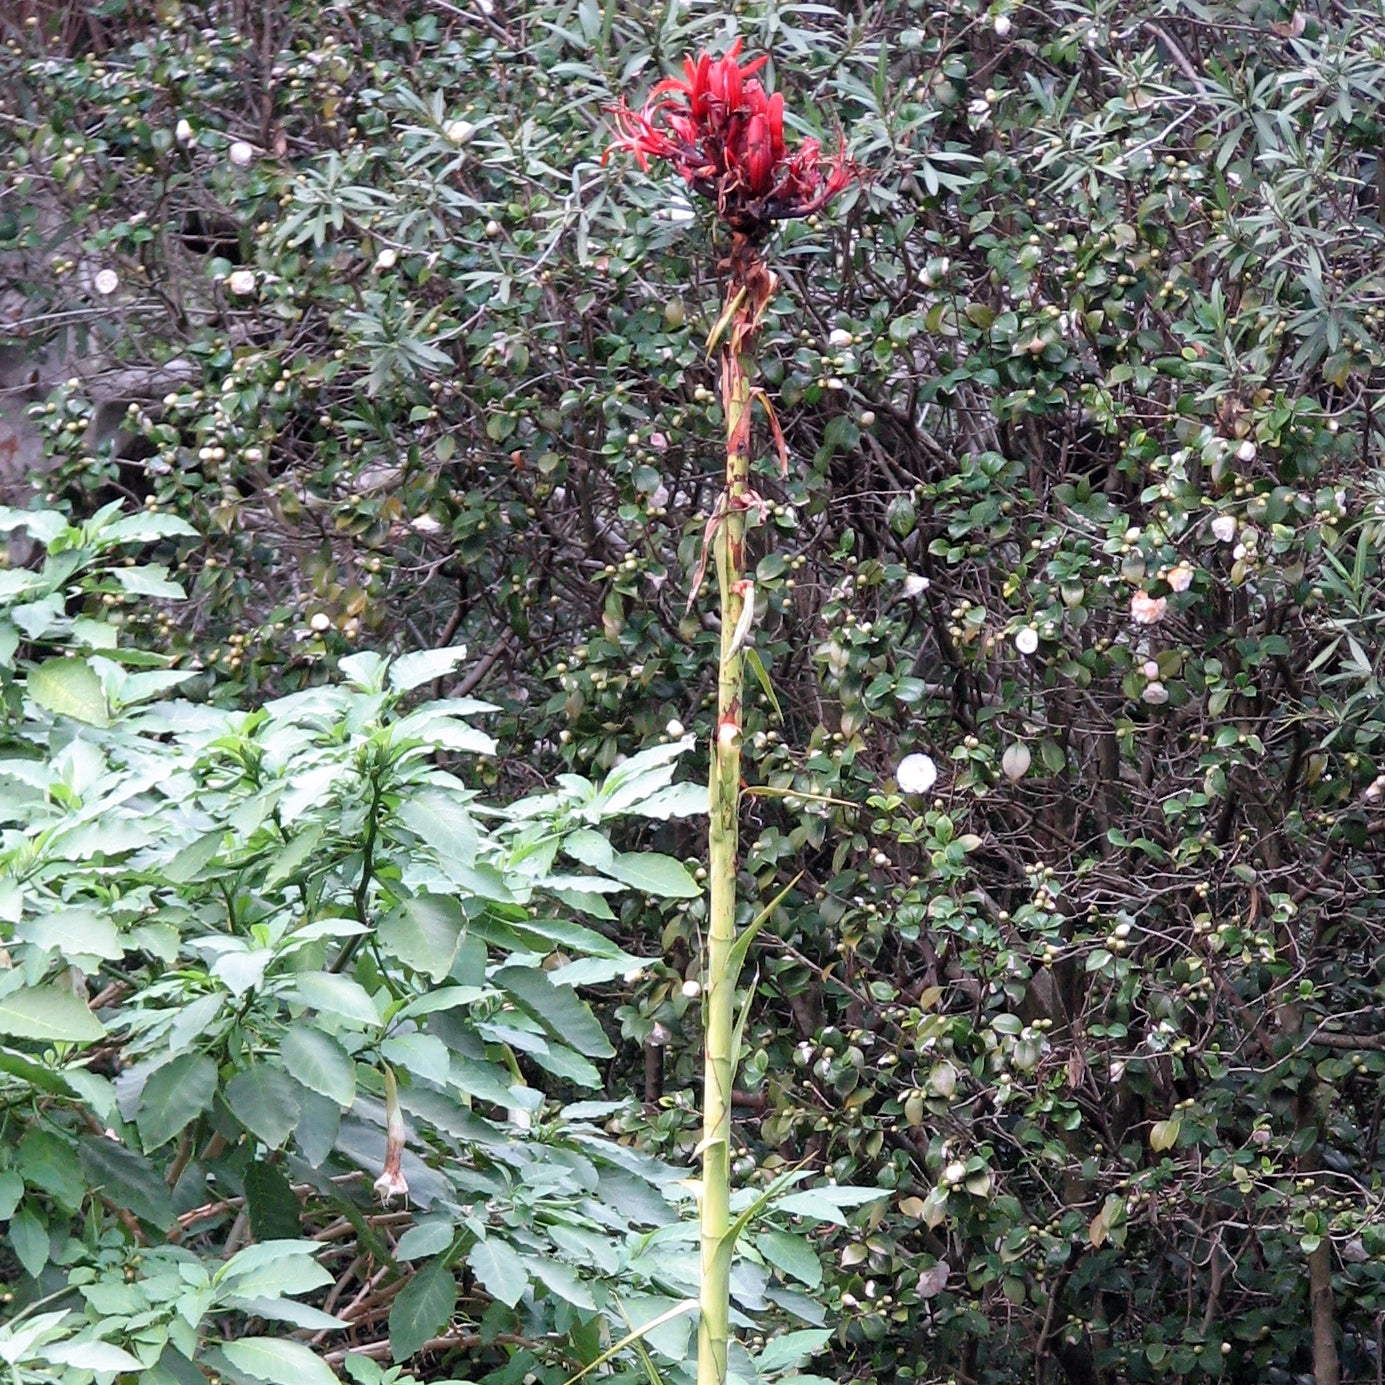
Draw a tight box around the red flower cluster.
[608,40,855,234]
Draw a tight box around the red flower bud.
[606,39,857,235]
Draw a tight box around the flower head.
[607,40,856,234]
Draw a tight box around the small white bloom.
[1142,681,1169,705]
[445,119,477,146]
[1232,543,1247,561]
[903,573,930,598]
[373,248,398,272]
[1130,591,1167,625]
[1014,626,1040,655]
[228,140,255,167]
[309,612,331,633]
[1143,660,1160,680]
[623,966,644,984]
[681,979,701,1000]
[1166,563,1194,593]
[993,12,1011,35]
[1211,515,1237,543]
[829,327,854,349]
[1002,743,1031,782]
[648,482,669,509]
[93,268,119,296]
[227,268,256,295]
[1236,439,1257,463]
[897,752,939,795]
[943,1161,967,1185]
[411,514,443,535]
[665,718,686,739]
[175,117,194,143]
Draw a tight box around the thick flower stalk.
[609,43,855,1385]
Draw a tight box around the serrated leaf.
[469,1238,527,1306]
[389,1258,458,1360]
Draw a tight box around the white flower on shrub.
[228,140,255,166]
[175,117,194,143]
[1211,515,1237,542]
[1014,626,1039,655]
[829,327,853,349]
[897,752,938,795]
[227,268,256,295]
[1130,591,1167,625]
[1142,681,1169,705]
[93,268,119,295]
[374,248,397,272]
[903,573,930,597]
[1166,563,1193,592]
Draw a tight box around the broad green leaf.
[378,894,465,981]
[244,1161,304,1242]
[0,984,105,1042]
[389,1258,459,1360]
[291,972,382,1027]
[221,1337,341,1385]
[27,657,109,726]
[16,1129,85,1209]
[524,1255,595,1310]
[388,645,470,692]
[44,1341,144,1372]
[396,792,479,867]
[281,1027,357,1107]
[224,1064,302,1150]
[397,1219,454,1261]
[494,966,614,1057]
[15,906,123,963]
[468,1238,527,1307]
[78,1137,174,1228]
[605,851,700,899]
[263,823,327,890]
[757,1230,823,1288]
[756,1329,833,1374]
[381,1032,451,1085]
[776,1185,888,1226]
[137,1051,218,1150]
[219,1251,333,1301]
[10,1204,48,1278]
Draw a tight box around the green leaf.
[604,851,701,899]
[494,966,613,1058]
[291,972,382,1027]
[396,791,479,867]
[221,1337,341,1385]
[397,1219,454,1261]
[389,1258,459,1360]
[224,1064,302,1149]
[10,1203,48,1278]
[27,657,109,725]
[44,1341,144,1372]
[468,1238,527,1307]
[15,906,123,963]
[17,1128,85,1209]
[137,1051,218,1150]
[388,645,471,692]
[757,1230,823,1288]
[0,983,105,1042]
[244,1161,304,1242]
[378,894,465,981]
[281,1027,357,1107]
[776,1185,888,1226]
[78,1137,174,1229]
[756,1328,833,1374]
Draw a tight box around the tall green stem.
[698,265,758,1385]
